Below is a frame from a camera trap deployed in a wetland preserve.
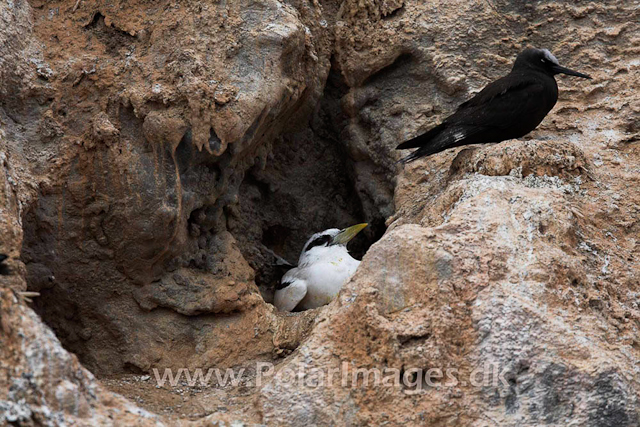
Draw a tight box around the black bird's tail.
[397,123,464,163]
[397,148,433,164]
[397,143,450,163]
[396,123,446,150]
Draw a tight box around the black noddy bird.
[397,48,591,162]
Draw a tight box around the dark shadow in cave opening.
[232,60,389,304]
[17,58,392,377]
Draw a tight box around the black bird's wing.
[398,74,550,161]
[453,73,546,119]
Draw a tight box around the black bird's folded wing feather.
[452,75,546,128]
[396,122,447,150]
[398,74,549,161]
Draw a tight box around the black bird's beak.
[552,64,592,79]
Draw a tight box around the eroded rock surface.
[258,0,640,425]
[1,0,639,425]
[10,0,341,375]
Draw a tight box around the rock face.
[0,289,164,426]
[1,0,639,425]
[258,1,640,425]
[15,0,335,375]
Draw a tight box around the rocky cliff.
[1,0,638,425]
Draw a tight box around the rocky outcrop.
[0,289,165,426]
[257,0,640,425]
[1,0,639,425]
[11,0,341,375]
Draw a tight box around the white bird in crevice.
[274,223,368,312]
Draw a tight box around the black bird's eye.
[541,58,546,63]
[305,235,332,252]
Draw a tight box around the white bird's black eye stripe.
[276,280,294,290]
[305,235,332,252]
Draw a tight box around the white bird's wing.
[274,269,308,312]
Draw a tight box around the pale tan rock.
[0,290,163,426]
[91,111,120,146]
[1,0,639,425]
[3,0,333,377]
[257,0,640,425]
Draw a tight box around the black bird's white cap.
[514,48,592,79]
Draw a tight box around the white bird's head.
[298,223,368,265]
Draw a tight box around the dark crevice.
[123,362,146,375]
[262,225,293,259]
[84,12,136,55]
[175,128,195,174]
[18,49,391,378]
[84,12,105,29]
[85,12,136,39]
[382,4,405,20]
[398,332,432,346]
[234,60,389,303]
[0,254,10,275]
[209,128,222,153]
[363,53,415,87]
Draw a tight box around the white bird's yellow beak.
[332,223,368,245]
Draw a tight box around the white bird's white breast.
[285,245,360,310]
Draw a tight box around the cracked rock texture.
[1,0,639,425]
